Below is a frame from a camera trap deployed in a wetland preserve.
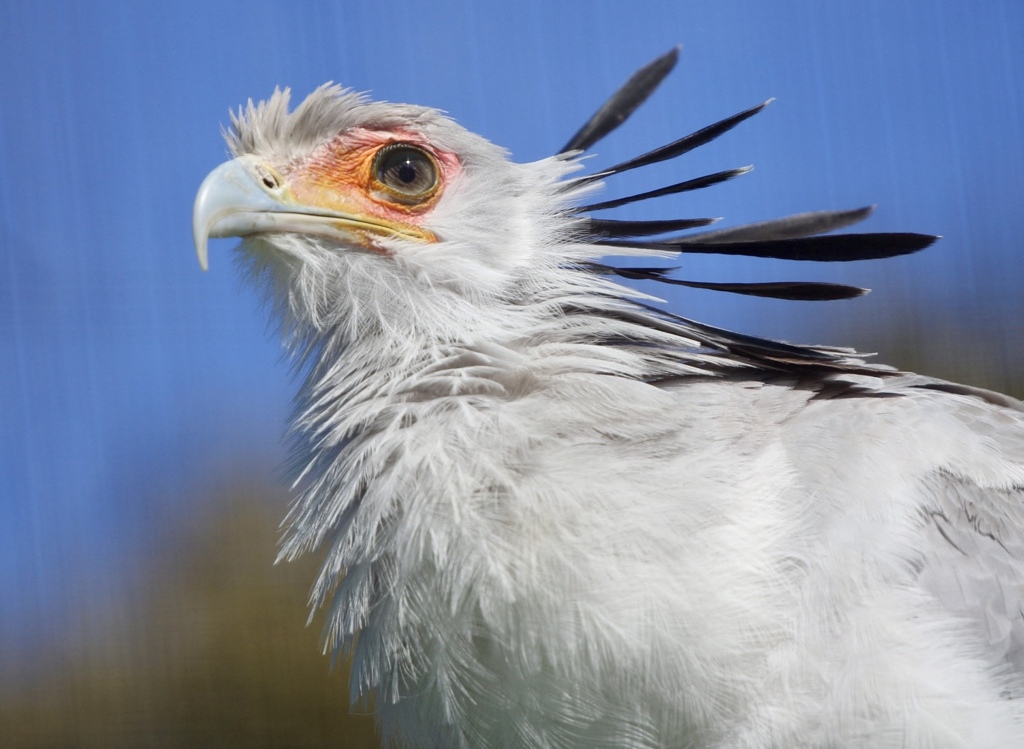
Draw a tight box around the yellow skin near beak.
[192,154,437,271]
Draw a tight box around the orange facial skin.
[285,128,461,251]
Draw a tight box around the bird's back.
[346,362,1024,748]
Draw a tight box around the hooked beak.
[192,155,436,271]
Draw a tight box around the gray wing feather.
[912,385,1024,677]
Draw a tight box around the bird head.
[194,50,936,374]
[193,85,591,344]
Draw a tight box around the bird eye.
[371,144,439,203]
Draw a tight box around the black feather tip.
[561,46,680,154]
[560,49,937,302]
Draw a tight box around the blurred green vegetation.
[0,484,379,749]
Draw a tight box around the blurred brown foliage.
[1,484,379,749]
[841,316,1024,401]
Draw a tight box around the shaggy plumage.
[193,49,1024,748]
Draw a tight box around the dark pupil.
[377,146,436,198]
[396,161,418,184]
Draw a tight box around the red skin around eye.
[289,127,462,228]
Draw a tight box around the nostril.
[256,164,282,190]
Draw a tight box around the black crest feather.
[565,49,936,301]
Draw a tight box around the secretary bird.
[192,48,1024,748]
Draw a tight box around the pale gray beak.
[192,156,291,271]
[193,155,440,270]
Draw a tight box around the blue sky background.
[1,0,1022,653]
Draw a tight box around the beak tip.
[195,238,210,271]
[194,230,210,271]
[192,156,261,273]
